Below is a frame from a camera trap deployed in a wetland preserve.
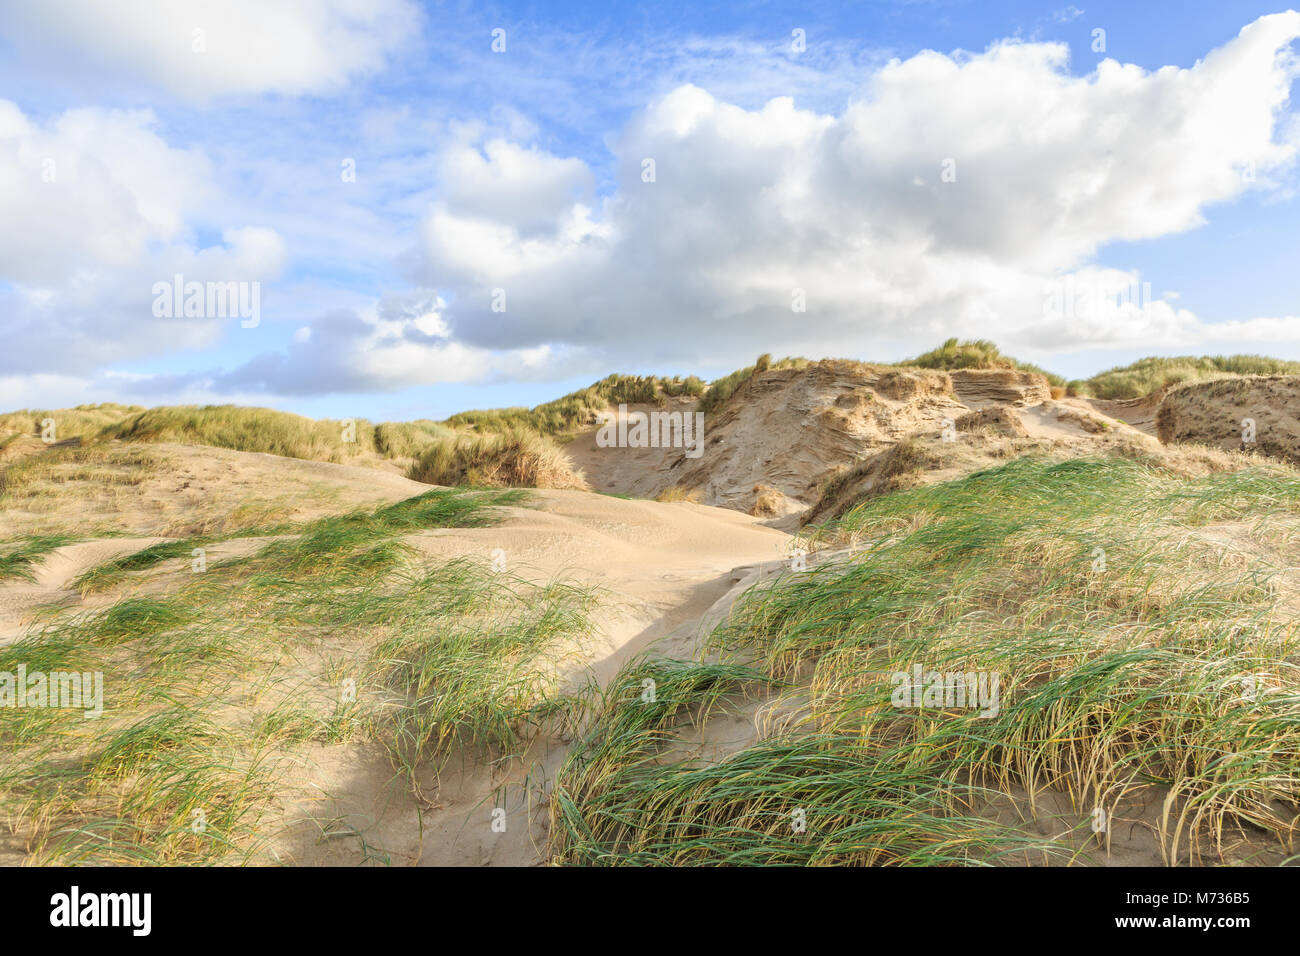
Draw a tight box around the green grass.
[0,535,75,582]
[100,405,379,462]
[552,454,1300,865]
[72,539,210,594]
[445,373,705,437]
[900,337,1067,388]
[1072,355,1300,399]
[363,564,594,791]
[551,655,1060,865]
[67,484,514,593]
[0,487,592,865]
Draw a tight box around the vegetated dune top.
[7,357,1300,529]
[567,359,970,514]
[5,361,1300,868]
[566,358,1136,519]
[567,363,1300,523]
[682,360,967,514]
[0,441,429,540]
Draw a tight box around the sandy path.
[2,479,792,865]
[266,488,793,866]
[561,401,694,500]
[404,489,791,682]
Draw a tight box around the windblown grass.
[0,443,162,507]
[697,355,810,415]
[0,404,142,444]
[0,487,593,864]
[407,427,587,489]
[361,564,593,794]
[101,405,379,462]
[374,420,456,459]
[71,537,240,595]
[550,655,1058,865]
[446,373,705,437]
[901,337,1066,387]
[73,540,194,593]
[0,535,75,582]
[553,454,1300,865]
[1072,355,1300,399]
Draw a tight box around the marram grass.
[551,455,1300,865]
[0,488,593,865]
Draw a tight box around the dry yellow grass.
[407,428,589,489]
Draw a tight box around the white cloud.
[0,0,420,100]
[0,100,285,374]
[175,290,563,396]
[0,227,288,375]
[7,12,1300,404]
[414,13,1300,363]
[437,138,595,236]
[0,101,212,284]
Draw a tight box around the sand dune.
[4,361,1299,867]
[0,538,167,643]
[566,359,1150,524]
[1157,374,1300,464]
[267,492,791,866]
[0,447,793,865]
[0,441,429,541]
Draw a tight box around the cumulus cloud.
[0,0,420,100]
[7,12,1300,404]
[437,138,595,237]
[0,100,285,374]
[0,227,287,375]
[415,12,1300,364]
[168,290,563,397]
[0,101,212,283]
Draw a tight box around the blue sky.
[0,0,1297,422]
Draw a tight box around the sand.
[1156,374,1300,464]
[258,489,792,866]
[566,361,969,515]
[563,362,1168,521]
[0,447,792,865]
[5,366,1296,866]
[0,441,430,540]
